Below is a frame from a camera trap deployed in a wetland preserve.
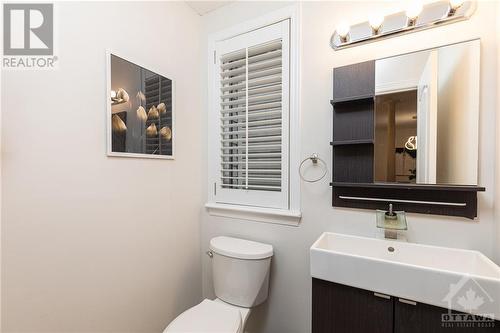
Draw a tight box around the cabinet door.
[312,278,393,333]
[395,298,500,333]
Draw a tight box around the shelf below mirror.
[330,182,485,219]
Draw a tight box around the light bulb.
[406,1,423,20]
[110,90,117,99]
[336,21,350,42]
[369,14,384,34]
[449,0,465,10]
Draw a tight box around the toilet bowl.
[163,298,250,333]
[164,237,273,333]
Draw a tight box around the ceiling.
[185,1,233,15]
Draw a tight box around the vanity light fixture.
[369,14,384,35]
[405,2,423,26]
[448,0,465,16]
[336,21,350,43]
[331,0,476,50]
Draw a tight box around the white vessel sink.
[310,232,500,319]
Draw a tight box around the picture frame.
[106,50,175,159]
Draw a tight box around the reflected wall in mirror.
[374,39,479,185]
[374,90,417,183]
[107,53,174,159]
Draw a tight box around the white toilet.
[163,236,273,333]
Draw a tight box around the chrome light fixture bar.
[331,0,476,50]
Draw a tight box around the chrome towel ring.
[299,153,328,183]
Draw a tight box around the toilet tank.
[209,236,273,308]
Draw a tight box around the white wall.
[495,1,500,263]
[201,2,499,333]
[1,2,203,332]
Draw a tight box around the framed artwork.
[106,51,174,159]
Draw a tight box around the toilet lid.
[165,299,242,333]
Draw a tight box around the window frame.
[215,21,289,209]
[206,5,301,225]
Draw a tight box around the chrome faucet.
[376,203,408,240]
[384,204,398,239]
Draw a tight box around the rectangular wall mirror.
[374,39,479,185]
[331,39,484,218]
[107,53,174,159]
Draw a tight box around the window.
[208,17,299,217]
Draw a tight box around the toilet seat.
[164,299,242,333]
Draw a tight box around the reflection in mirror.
[375,91,417,183]
[374,39,479,185]
[109,54,173,158]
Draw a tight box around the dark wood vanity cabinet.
[312,278,500,333]
[394,299,500,333]
[312,278,393,333]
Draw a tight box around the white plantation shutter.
[214,20,289,209]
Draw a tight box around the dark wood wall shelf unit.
[330,61,485,219]
[312,278,500,333]
[331,61,375,185]
[332,183,485,219]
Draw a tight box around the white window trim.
[206,5,301,226]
